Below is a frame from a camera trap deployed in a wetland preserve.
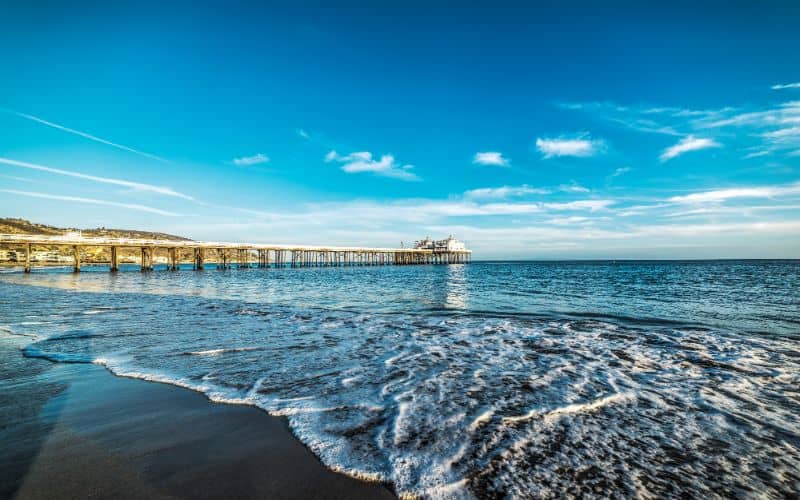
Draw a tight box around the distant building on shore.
[413,236,466,252]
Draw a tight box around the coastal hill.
[0,218,190,241]
[0,218,191,264]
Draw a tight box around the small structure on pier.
[414,235,466,252]
[0,233,471,273]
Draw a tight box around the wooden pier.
[0,234,471,273]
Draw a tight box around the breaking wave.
[1,261,798,498]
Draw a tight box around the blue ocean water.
[1,261,798,497]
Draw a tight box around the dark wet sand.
[0,342,395,500]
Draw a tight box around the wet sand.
[0,341,395,499]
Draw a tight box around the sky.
[1,0,800,259]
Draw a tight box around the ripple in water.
[1,261,798,497]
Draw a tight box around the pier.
[0,234,471,273]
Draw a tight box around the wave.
[22,345,96,364]
[183,347,264,356]
[2,264,799,498]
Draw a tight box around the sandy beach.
[0,338,395,499]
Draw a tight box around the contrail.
[6,109,170,163]
[0,157,193,201]
[0,189,182,216]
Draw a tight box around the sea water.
[1,261,798,498]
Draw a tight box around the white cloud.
[472,151,509,166]
[668,182,800,204]
[426,220,800,245]
[559,183,590,193]
[659,135,721,161]
[535,135,604,158]
[702,101,800,129]
[545,216,591,225]
[233,153,270,166]
[611,166,631,177]
[0,189,182,216]
[761,126,800,144]
[543,200,614,211]
[325,150,419,181]
[463,185,549,199]
[772,82,800,90]
[0,157,194,200]
[297,129,310,139]
[742,150,770,159]
[8,110,169,163]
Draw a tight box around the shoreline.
[0,340,396,499]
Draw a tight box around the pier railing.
[0,234,471,273]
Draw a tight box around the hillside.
[0,218,191,241]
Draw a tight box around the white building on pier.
[414,236,466,252]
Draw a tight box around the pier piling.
[73,245,81,273]
[24,243,31,273]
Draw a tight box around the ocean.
[1,260,798,498]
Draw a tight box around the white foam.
[542,391,635,423]
[82,309,109,315]
[186,347,260,356]
[6,280,799,499]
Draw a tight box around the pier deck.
[0,234,471,273]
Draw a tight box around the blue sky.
[1,1,799,258]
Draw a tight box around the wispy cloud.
[563,99,800,159]
[610,166,631,178]
[233,153,269,166]
[297,129,310,139]
[772,82,800,90]
[464,185,549,199]
[472,151,509,166]
[544,216,592,225]
[535,135,604,158]
[544,200,614,211]
[559,101,719,136]
[559,183,590,193]
[7,110,170,163]
[659,135,720,161]
[325,150,419,181]
[669,182,800,204]
[0,189,182,216]
[0,157,194,200]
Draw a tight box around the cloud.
[668,182,800,204]
[742,150,770,159]
[559,183,590,193]
[610,166,631,177]
[233,153,269,166]
[535,135,604,158]
[0,157,194,200]
[325,150,419,181]
[464,185,548,199]
[558,101,721,136]
[543,200,614,211]
[426,220,800,246]
[6,110,169,163]
[761,126,800,144]
[545,216,591,225]
[659,135,720,161]
[472,151,509,166]
[772,82,800,90]
[564,100,800,158]
[0,189,182,216]
[701,101,800,128]
[297,129,310,139]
